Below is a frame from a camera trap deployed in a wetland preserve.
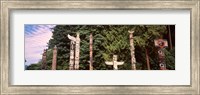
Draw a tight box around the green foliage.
[26,62,41,70]
[165,48,175,70]
[27,25,175,70]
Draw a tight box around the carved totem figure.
[105,55,124,70]
[68,33,80,70]
[69,41,75,70]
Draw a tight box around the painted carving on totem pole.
[154,39,168,70]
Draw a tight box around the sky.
[25,25,56,66]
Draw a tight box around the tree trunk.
[168,25,173,50]
[145,48,150,70]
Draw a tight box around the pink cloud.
[25,25,55,65]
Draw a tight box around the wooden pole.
[145,48,150,70]
[89,33,93,70]
[52,45,57,70]
[129,31,137,70]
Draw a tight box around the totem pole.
[128,31,137,70]
[69,41,75,70]
[68,33,80,70]
[52,45,57,70]
[41,49,47,70]
[154,39,168,70]
[105,55,124,70]
[89,33,93,70]
[74,33,80,70]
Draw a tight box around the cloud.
[25,25,55,66]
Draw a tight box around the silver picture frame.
[1,0,199,94]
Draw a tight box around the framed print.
[1,0,199,94]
